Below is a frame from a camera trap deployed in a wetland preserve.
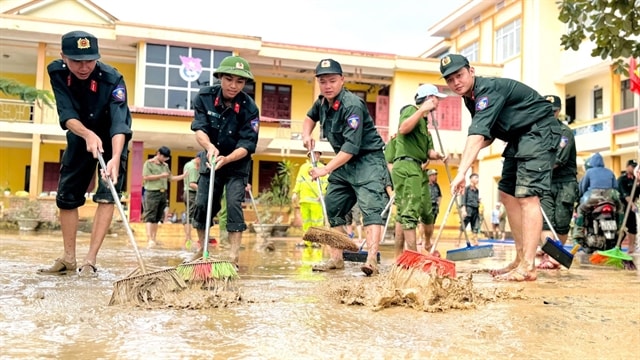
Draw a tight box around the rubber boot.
[228,231,242,264]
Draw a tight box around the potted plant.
[255,160,296,237]
[13,199,41,231]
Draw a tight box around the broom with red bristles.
[395,193,457,278]
[589,180,636,269]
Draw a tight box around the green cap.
[545,95,561,110]
[440,54,469,78]
[214,56,254,80]
[315,58,343,77]
[61,31,100,61]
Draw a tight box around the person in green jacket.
[391,84,446,257]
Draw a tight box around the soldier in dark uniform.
[441,54,561,281]
[190,56,259,266]
[38,31,132,276]
[303,58,390,276]
[537,95,579,269]
[617,159,639,254]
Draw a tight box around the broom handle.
[615,179,637,249]
[203,157,216,260]
[248,190,268,242]
[380,195,394,244]
[540,205,560,241]
[430,193,457,254]
[97,153,147,273]
[309,151,330,227]
[430,111,473,247]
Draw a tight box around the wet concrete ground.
[0,230,639,359]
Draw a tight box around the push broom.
[589,179,636,268]
[176,157,239,286]
[342,195,393,263]
[301,150,359,251]
[395,193,457,277]
[428,111,494,261]
[540,206,580,269]
[99,154,187,306]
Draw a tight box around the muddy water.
[1,231,639,359]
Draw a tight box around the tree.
[558,0,640,74]
[0,78,55,107]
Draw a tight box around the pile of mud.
[329,266,525,312]
[156,287,244,310]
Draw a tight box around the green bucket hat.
[214,56,254,80]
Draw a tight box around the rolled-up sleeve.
[108,78,132,140]
[339,105,365,155]
[468,89,505,140]
[236,107,259,154]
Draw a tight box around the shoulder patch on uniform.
[559,135,568,148]
[112,86,126,102]
[475,96,489,111]
[250,118,259,133]
[347,114,360,129]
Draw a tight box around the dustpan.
[540,206,577,269]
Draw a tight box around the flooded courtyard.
[1,229,638,359]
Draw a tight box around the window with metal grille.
[143,44,232,110]
[495,19,521,62]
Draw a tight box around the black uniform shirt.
[306,88,384,155]
[462,185,479,208]
[463,77,554,142]
[191,85,259,173]
[47,59,132,140]
[617,173,640,206]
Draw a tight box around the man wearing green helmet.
[190,55,259,266]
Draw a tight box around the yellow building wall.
[0,147,31,193]
[494,2,521,27]
[458,27,480,49]
[479,14,494,63]
[566,72,610,122]
[388,71,447,133]
[254,76,314,121]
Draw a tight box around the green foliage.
[0,78,55,107]
[557,0,640,74]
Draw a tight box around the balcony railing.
[0,99,34,122]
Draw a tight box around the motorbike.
[575,199,619,254]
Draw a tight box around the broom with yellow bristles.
[590,179,636,269]
[99,154,187,306]
[176,156,239,287]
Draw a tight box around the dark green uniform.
[391,105,434,229]
[306,88,389,226]
[463,77,561,197]
[48,59,132,210]
[540,121,578,234]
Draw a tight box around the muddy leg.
[491,191,523,276]
[496,196,540,281]
[403,228,417,252]
[83,203,113,265]
[394,222,405,258]
[228,231,242,264]
[423,224,434,251]
[59,208,78,264]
